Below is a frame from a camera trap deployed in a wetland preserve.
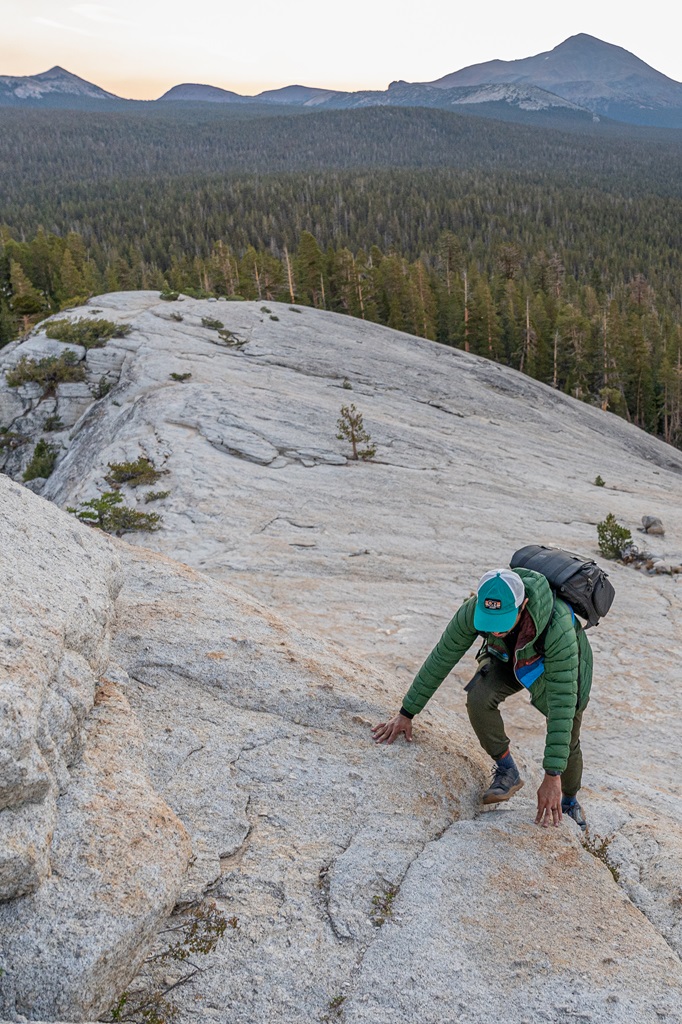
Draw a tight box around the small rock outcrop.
[0,315,128,485]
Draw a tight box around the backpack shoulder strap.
[535,595,578,655]
[534,595,556,657]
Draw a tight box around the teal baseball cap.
[474,569,525,633]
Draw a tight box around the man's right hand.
[372,713,413,744]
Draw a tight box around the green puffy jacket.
[402,568,593,772]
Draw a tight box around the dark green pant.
[465,657,584,797]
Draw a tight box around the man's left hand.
[535,774,563,827]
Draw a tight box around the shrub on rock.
[45,318,131,349]
[597,513,632,559]
[0,428,28,450]
[105,457,166,488]
[144,489,170,503]
[23,439,59,481]
[6,352,86,397]
[67,490,162,535]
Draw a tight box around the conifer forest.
[2,105,681,445]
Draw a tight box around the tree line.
[2,225,681,448]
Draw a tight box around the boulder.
[641,514,665,535]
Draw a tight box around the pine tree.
[9,260,45,317]
[294,232,326,307]
[436,232,463,297]
[0,302,17,348]
[59,249,86,305]
[469,277,501,359]
[210,240,240,296]
[408,260,436,339]
[325,248,355,316]
[336,404,376,461]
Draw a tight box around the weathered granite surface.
[2,294,682,1022]
[341,814,682,1024]
[0,478,120,899]
[0,479,190,1020]
[108,545,682,1024]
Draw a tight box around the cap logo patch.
[484,599,502,610]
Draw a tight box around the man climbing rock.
[372,567,593,830]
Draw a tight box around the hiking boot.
[562,796,587,831]
[482,762,525,804]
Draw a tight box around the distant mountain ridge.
[3,35,682,127]
[425,33,682,127]
[248,84,340,105]
[160,83,248,103]
[0,65,116,104]
[163,79,592,116]
[318,80,590,114]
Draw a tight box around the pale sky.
[3,0,681,100]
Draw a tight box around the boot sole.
[481,779,525,805]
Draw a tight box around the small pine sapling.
[596,513,631,559]
[68,490,162,535]
[43,414,64,432]
[337,403,376,461]
[92,376,113,399]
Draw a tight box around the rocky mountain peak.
[36,65,74,79]
[426,32,682,124]
[0,65,116,101]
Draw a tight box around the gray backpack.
[510,544,615,628]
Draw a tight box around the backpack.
[510,544,615,629]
